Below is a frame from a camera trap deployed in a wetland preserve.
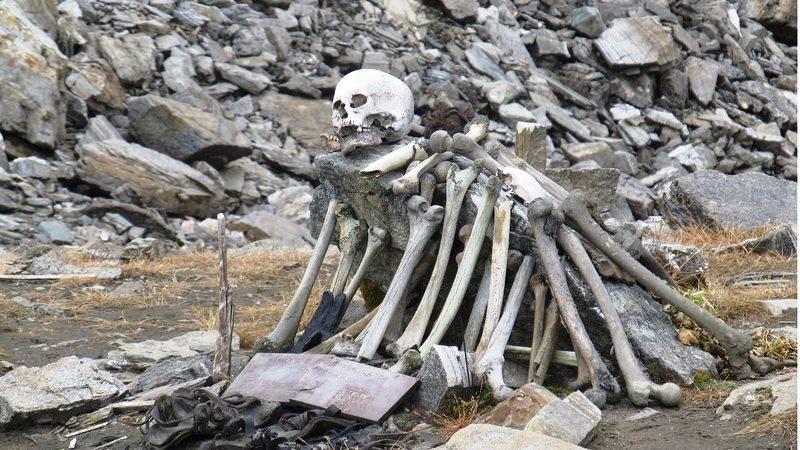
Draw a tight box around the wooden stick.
[212,213,233,383]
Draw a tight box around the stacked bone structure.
[259,69,764,409]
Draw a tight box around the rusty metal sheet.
[225,353,418,423]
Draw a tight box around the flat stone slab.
[594,17,681,68]
[525,391,601,446]
[758,299,797,317]
[0,356,126,429]
[717,372,796,416]
[481,382,558,430]
[107,330,240,370]
[445,424,582,449]
[225,353,418,422]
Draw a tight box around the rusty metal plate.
[225,353,418,423]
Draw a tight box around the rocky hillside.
[0,0,795,252]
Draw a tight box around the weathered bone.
[330,207,365,296]
[474,255,535,401]
[561,192,754,379]
[506,345,577,367]
[389,348,423,374]
[391,151,454,196]
[465,116,489,142]
[357,196,444,360]
[419,176,502,357]
[475,191,513,358]
[427,129,453,153]
[529,198,620,407]
[360,141,426,176]
[433,160,457,183]
[389,161,483,356]
[533,301,561,384]
[419,173,437,203]
[342,226,387,310]
[558,227,681,406]
[528,274,547,381]
[256,198,339,352]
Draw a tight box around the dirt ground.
[0,239,796,449]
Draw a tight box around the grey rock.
[414,345,473,412]
[571,6,606,38]
[65,54,127,112]
[480,383,558,430]
[561,142,615,167]
[594,17,681,68]
[38,220,75,244]
[107,331,240,370]
[97,33,156,86]
[17,0,58,38]
[265,26,291,60]
[0,356,126,429]
[163,48,196,93]
[524,391,601,446]
[740,0,796,46]
[0,0,67,149]
[439,0,478,20]
[686,57,718,105]
[215,62,272,94]
[76,139,231,217]
[712,224,797,256]
[567,267,718,384]
[127,94,250,165]
[498,103,536,125]
[483,80,524,106]
[267,185,314,225]
[10,156,51,178]
[80,116,122,144]
[618,174,656,219]
[229,210,313,249]
[445,424,581,449]
[533,30,570,58]
[643,240,709,281]
[546,167,619,212]
[758,299,798,317]
[668,143,717,172]
[256,91,333,153]
[662,171,797,230]
[717,372,796,416]
[128,353,249,394]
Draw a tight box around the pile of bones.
[255,68,765,409]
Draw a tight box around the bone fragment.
[474,255,535,401]
[561,192,754,379]
[330,207,365,296]
[389,348,423,373]
[391,151,454,196]
[465,116,489,142]
[528,274,547,381]
[419,173,437,203]
[360,141,427,176]
[419,176,502,357]
[475,191,513,359]
[256,198,338,352]
[357,196,444,360]
[427,130,453,153]
[433,160,458,183]
[212,213,233,383]
[342,226,387,310]
[389,161,483,356]
[529,198,620,407]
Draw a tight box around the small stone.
[686,57,719,105]
[445,424,581,449]
[97,34,156,86]
[524,391,601,446]
[595,17,681,68]
[625,407,659,421]
[668,144,717,172]
[481,383,558,429]
[439,0,478,20]
[10,156,51,178]
[561,142,615,167]
[570,6,605,38]
[38,220,75,244]
[758,299,798,317]
[413,345,472,412]
[215,63,272,95]
[498,103,536,125]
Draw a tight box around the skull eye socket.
[350,94,368,108]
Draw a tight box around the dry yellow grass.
[682,370,736,405]
[651,226,796,322]
[751,328,798,361]
[0,293,24,319]
[427,394,493,440]
[736,409,797,443]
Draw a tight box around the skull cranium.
[332,69,414,153]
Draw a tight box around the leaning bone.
[384,240,440,344]
[342,226,387,310]
[389,161,483,357]
[433,160,458,183]
[391,151,454,196]
[561,192,754,379]
[256,198,339,352]
[533,301,561,384]
[463,262,492,353]
[359,141,427,176]
[529,198,620,406]
[329,206,365,296]
[419,176,502,357]
[474,255,535,401]
[419,173,437,204]
[475,191,513,358]
[528,274,547,381]
[357,196,444,360]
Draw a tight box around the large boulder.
[661,170,797,230]
[76,138,232,217]
[256,91,333,154]
[0,356,126,429]
[740,0,797,45]
[128,95,251,166]
[96,33,156,86]
[0,0,67,149]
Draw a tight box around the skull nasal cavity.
[350,94,368,108]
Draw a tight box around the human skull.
[332,69,414,153]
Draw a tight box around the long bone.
[419,173,437,203]
[528,274,547,381]
[419,176,502,357]
[558,227,681,407]
[391,151,454,196]
[474,255,535,401]
[528,198,620,407]
[464,250,523,352]
[533,301,561,384]
[357,196,444,360]
[330,207,365,296]
[388,161,483,356]
[475,191,513,358]
[561,193,755,379]
[360,140,427,176]
[256,198,339,352]
[341,226,387,311]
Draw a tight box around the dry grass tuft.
[682,370,735,405]
[0,293,25,319]
[651,226,796,322]
[736,410,797,443]
[427,394,493,440]
[751,328,798,361]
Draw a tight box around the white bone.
[342,226,387,308]
[360,141,427,176]
[419,176,502,357]
[463,262,492,352]
[391,151,454,196]
[419,173,437,203]
[528,275,547,381]
[330,208,365,296]
[357,196,444,360]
